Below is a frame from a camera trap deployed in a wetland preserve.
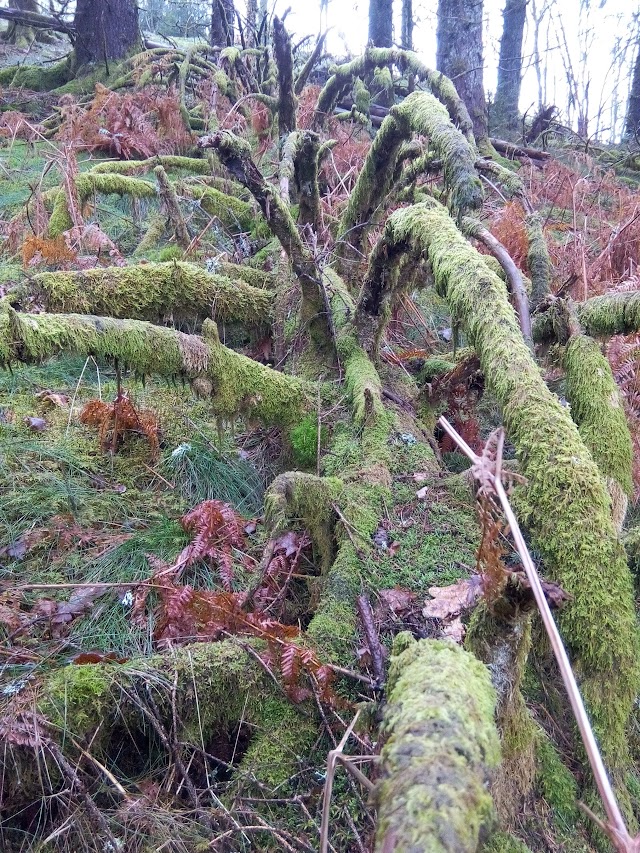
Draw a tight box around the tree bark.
[4,0,38,45]
[625,35,640,138]
[74,0,140,68]
[368,0,393,48]
[436,0,488,144]
[401,0,413,51]
[211,0,235,47]
[493,0,528,137]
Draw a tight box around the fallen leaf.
[412,472,428,483]
[443,617,465,643]
[378,587,416,615]
[71,651,128,665]
[24,416,47,432]
[388,540,400,557]
[416,486,429,500]
[423,578,482,621]
[35,389,70,408]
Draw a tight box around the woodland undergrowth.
[0,31,639,853]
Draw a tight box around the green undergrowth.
[0,355,268,663]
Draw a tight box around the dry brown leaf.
[423,578,482,621]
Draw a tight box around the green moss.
[32,261,274,327]
[375,635,500,851]
[526,212,553,307]
[180,183,256,233]
[564,334,633,498]
[90,156,211,176]
[4,56,72,90]
[42,664,114,732]
[483,832,532,852]
[374,198,640,769]
[577,291,640,338]
[288,413,326,469]
[535,728,579,829]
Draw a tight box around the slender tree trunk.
[245,0,257,48]
[368,0,393,48]
[436,0,489,144]
[401,0,413,51]
[211,0,235,47]
[625,36,640,138]
[493,0,528,137]
[74,0,140,68]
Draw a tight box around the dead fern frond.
[80,392,160,459]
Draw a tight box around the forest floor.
[0,41,640,853]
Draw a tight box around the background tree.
[626,24,640,139]
[2,0,39,46]
[74,0,140,68]
[493,0,528,137]
[436,0,489,144]
[401,0,413,51]
[211,0,234,47]
[368,0,393,48]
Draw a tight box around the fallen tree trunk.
[375,633,500,851]
[0,303,306,426]
[29,262,275,327]
[0,7,74,35]
[361,197,640,770]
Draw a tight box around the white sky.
[267,0,638,141]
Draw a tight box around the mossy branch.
[564,334,633,528]
[532,291,640,343]
[313,48,474,142]
[335,90,482,277]
[375,634,500,852]
[198,130,332,346]
[28,262,274,327]
[0,304,305,426]
[373,198,640,768]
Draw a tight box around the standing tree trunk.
[625,34,640,138]
[368,0,393,48]
[493,0,528,137]
[74,0,140,69]
[211,0,235,47]
[401,0,413,51]
[436,0,489,145]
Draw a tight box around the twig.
[356,594,385,688]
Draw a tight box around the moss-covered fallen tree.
[29,261,275,327]
[375,634,500,851]
[0,302,306,426]
[361,197,640,769]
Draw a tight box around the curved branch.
[361,198,639,767]
[335,90,482,278]
[464,218,532,344]
[313,47,474,142]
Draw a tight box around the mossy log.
[374,634,500,852]
[533,291,640,342]
[367,198,640,769]
[89,156,212,176]
[29,262,274,327]
[48,173,157,237]
[564,334,633,530]
[3,641,317,809]
[0,304,306,426]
